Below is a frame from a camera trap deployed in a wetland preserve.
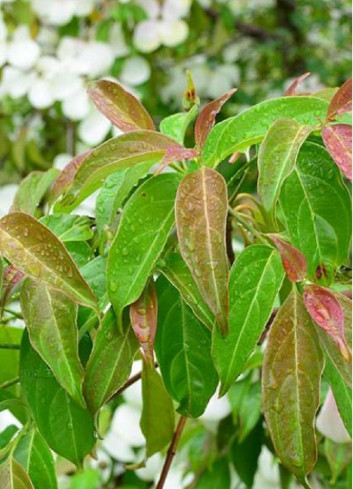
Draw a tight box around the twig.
[109,361,158,401]
[156,416,187,489]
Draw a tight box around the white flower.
[253,447,282,489]
[62,87,90,120]
[0,66,34,98]
[120,56,151,86]
[109,23,130,58]
[28,78,55,109]
[78,108,111,146]
[316,389,351,443]
[159,20,189,47]
[137,0,160,19]
[0,184,19,217]
[162,0,192,21]
[53,153,73,170]
[133,20,162,53]
[7,27,40,71]
[32,0,95,26]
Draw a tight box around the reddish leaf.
[88,79,155,132]
[1,264,24,305]
[284,73,311,96]
[268,234,307,282]
[130,281,158,364]
[195,89,237,149]
[303,284,351,362]
[182,70,199,111]
[154,146,198,175]
[327,78,352,120]
[322,124,352,181]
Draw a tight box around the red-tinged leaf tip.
[195,88,237,150]
[327,78,352,121]
[182,70,200,110]
[303,284,352,362]
[284,73,311,96]
[268,234,307,282]
[154,146,198,175]
[322,124,352,181]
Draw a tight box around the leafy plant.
[0,75,351,488]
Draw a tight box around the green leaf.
[140,363,175,458]
[21,278,85,407]
[258,118,311,211]
[202,96,329,166]
[108,173,180,324]
[231,421,263,488]
[70,469,100,489]
[14,430,57,489]
[40,214,94,242]
[160,105,198,145]
[11,169,59,215]
[194,458,231,489]
[175,167,229,335]
[80,256,108,311]
[83,308,138,415]
[324,438,351,485]
[158,249,215,331]
[0,457,34,489]
[262,288,324,482]
[20,332,95,466]
[280,142,352,283]
[65,242,91,268]
[155,277,218,418]
[0,213,97,312]
[213,245,284,395]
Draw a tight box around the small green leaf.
[213,245,284,395]
[40,214,94,242]
[155,277,218,418]
[262,288,324,482]
[108,173,180,324]
[160,105,198,145]
[0,457,34,489]
[0,213,97,312]
[324,438,351,485]
[176,167,229,335]
[140,363,175,458]
[21,278,85,407]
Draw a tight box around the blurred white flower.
[62,87,90,120]
[78,108,111,146]
[201,390,231,423]
[162,0,191,21]
[120,56,151,86]
[53,153,73,170]
[7,26,40,70]
[316,389,351,443]
[253,447,282,489]
[0,66,34,98]
[133,20,162,53]
[109,23,130,57]
[159,20,189,47]
[32,0,96,26]
[0,410,21,431]
[0,184,19,217]
[136,452,163,481]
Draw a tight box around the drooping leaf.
[258,118,311,211]
[83,308,138,415]
[0,457,34,489]
[11,169,59,215]
[303,284,351,362]
[88,79,155,132]
[327,78,352,121]
[262,288,324,482]
[0,213,97,311]
[231,421,263,488]
[140,362,175,458]
[322,124,352,181]
[158,249,215,331]
[268,234,307,282]
[14,430,57,489]
[284,73,311,96]
[213,245,284,395]
[202,96,329,167]
[20,332,95,466]
[195,89,237,150]
[59,132,180,210]
[160,105,198,144]
[175,167,229,335]
[130,281,157,364]
[108,173,180,325]
[20,278,85,407]
[280,142,352,283]
[40,214,94,242]
[155,277,218,418]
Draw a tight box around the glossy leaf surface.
[21,278,85,407]
[176,167,229,334]
[0,457,34,489]
[108,173,180,323]
[40,214,93,242]
[322,124,352,181]
[160,105,198,144]
[155,277,218,418]
[213,245,284,395]
[327,78,352,120]
[0,213,97,311]
[262,289,324,481]
[268,235,307,283]
[11,169,58,215]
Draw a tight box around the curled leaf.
[327,78,352,121]
[154,146,198,175]
[268,234,307,282]
[303,284,351,362]
[322,124,352,181]
[284,73,311,96]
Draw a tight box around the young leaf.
[280,142,352,283]
[160,105,198,144]
[213,245,284,395]
[20,332,95,466]
[284,72,311,96]
[108,173,180,324]
[262,289,324,482]
[202,96,329,167]
[268,234,307,282]
[154,146,197,175]
[130,281,157,364]
[83,308,138,415]
[40,214,94,242]
[140,363,175,458]
[322,124,352,181]
[158,249,215,331]
[303,284,351,362]
[21,278,85,407]
[14,430,57,489]
[175,167,229,335]
[258,118,311,211]
[0,213,97,311]
[195,88,237,150]
[155,277,218,418]
[0,457,34,489]
[88,79,155,132]
[327,78,352,121]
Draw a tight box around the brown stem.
[156,416,187,489]
[109,361,158,401]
